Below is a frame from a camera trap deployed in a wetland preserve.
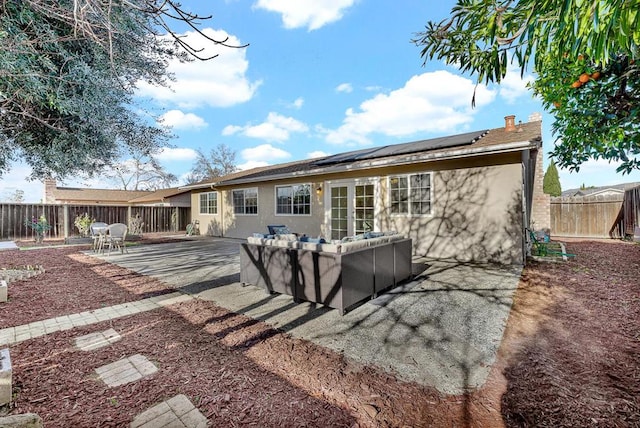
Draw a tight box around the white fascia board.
[178,182,218,191]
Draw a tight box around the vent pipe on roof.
[504,115,516,132]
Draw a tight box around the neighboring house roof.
[561,182,640,197]
[49,186,152,204]
[194,119,542,188]
[127,187,190,203]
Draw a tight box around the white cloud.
[292,97,304,109]
[159,110,208,130]
[223,112,309,142]
[336,83,353,93]
[254,0,357,31]
[237,160,270,170]
[156,147,198,162]
[240,144,292,162]
[0,164,43,202]
[308,150,330,158]
[556,157,640,191]
[498,66,535,104]
[324,70,496,145]
[137,28,261,108]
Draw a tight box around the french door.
[326,180,376,240]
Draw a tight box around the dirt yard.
[0,237,638,427]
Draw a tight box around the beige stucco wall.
[380,160,524,264]
[190,190,224,236]
[190,151,526,264]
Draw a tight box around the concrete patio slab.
[96,354,157,387]
[0,241,18,251]
[75,328,121,351]
[93,237,521,394]
[130,394,207,428]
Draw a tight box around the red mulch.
[500,239,640,427]
[0,238,638,427]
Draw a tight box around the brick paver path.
[0,292,193,346]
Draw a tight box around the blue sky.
[2,0,640,202]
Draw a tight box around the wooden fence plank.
[0,204,191,240]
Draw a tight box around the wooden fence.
[0,203,191,241]
[550,194,624,238]
[609,187,640,239]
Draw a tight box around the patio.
[94,236,521,394]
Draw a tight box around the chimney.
[528,112,542,122]
[44,178,57,204]
[504,115,516,132]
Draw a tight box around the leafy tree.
[185,144,238,184]
[543,161,562,196]
[0,1,244,180]
[414,0,640,173]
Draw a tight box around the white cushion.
[316,243,342,253]
[273,239,299,249]
[340,240,370,253]
[275,233,298,242]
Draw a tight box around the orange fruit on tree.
[591,71,601,80]
[571,80,582,88]
[579,73,590,83]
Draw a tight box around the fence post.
[63,205,69,238]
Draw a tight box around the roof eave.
[217,140,538,187]
[178,182,217,191]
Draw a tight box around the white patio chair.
[89,222,108,252]
[104,223,128,255]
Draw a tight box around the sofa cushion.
[275,233,298,242]
[273,239,300,249]
[340,239,371,253]
[268,225,291,235]
[247,236,264,245]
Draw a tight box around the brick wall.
[43,179,56,204]
[530,148,551,230]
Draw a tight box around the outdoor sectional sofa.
[239,233,412,315]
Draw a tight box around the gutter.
[218,140,538,187]
[178,182,216,191]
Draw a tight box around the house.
[561,182,640,198]
[43,180,190,207]
[44,179,152,205]
[182,114,548,264]
[128,187,191,207]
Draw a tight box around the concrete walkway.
[0,292,192,346]
[93,237,522,394]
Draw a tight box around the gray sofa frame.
[240,238,412,315]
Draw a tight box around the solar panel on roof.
[312,129,488,166]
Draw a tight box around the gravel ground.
[0,237,638,427]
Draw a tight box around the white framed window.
[389,172,431,215]
[199,192,218,215]
[276,184,311,215]
[233,188,258,215]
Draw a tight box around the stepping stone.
[75,328,121,351]
[131,394,207,428]
[96,354,157,387]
